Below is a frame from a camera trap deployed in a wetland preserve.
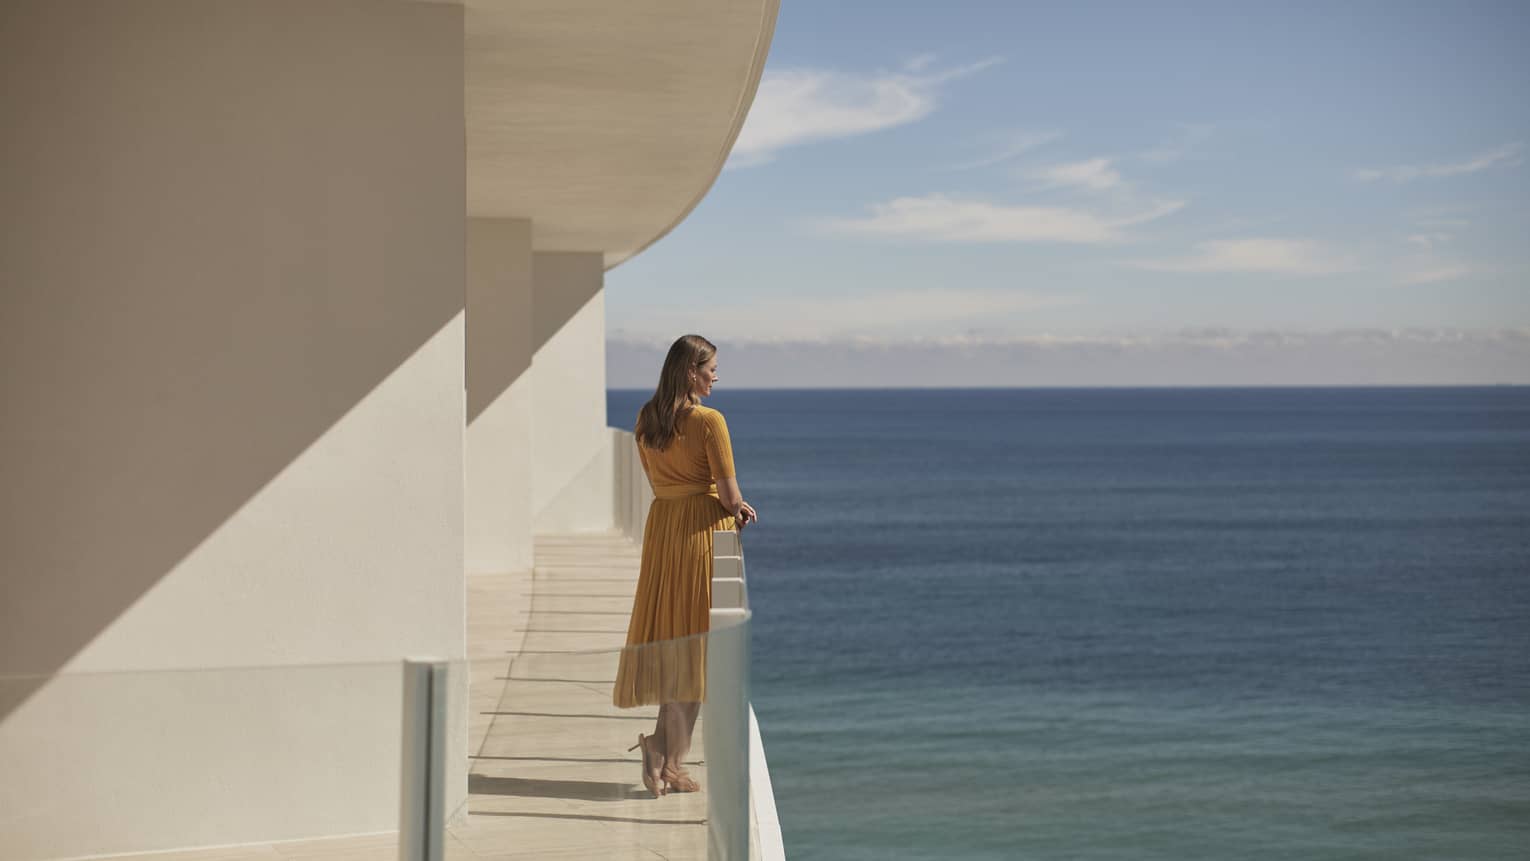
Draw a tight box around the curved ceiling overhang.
[466,0,779,269]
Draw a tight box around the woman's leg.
[651,704,668,753]
[681,701,701,756]
[661,701,703,791]
[660,701,691,768]
[648,705,673,788]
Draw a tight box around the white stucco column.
[531,252,615,533]
[467,218,535,574]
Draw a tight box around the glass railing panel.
[450,615,751,860]
[0,659,436,861]
[0,635,754,859]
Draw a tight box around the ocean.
[607,387,1530,860]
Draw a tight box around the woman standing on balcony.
[614,334,758,798]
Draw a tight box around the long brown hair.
[635,334,716,451]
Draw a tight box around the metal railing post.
[400,658,448,861]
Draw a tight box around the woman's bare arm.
[716,477,758,526]
[717,476,743,514]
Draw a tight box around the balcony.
[0,433,782,860]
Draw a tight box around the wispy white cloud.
[903,53,938,73]
[1110,200,1191,228]
[1405,233,1452,250]
[1416,217,1470,229]
[1404,205,1473,230]
[1126,238,1358,275]
[815,194,1185,244]
[942,129,1063,171]
[1399,264,1476,285]
[1394,228,1483,285]
[916,58,1006,86]
[1026,157,1123,192]
[1137,123,1214,163]
[1353,142,1523,183]
[729,57,1003,167]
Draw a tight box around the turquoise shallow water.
[608,387,1530,860]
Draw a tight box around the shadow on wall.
[467,220,524,425]
[0,0,456,700]
[0,1,595,724]
[467,248,603,425]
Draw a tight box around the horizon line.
[606,382,1529,391]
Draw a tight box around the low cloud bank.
[607,329,1530,388]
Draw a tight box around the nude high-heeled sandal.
[661,762,701,793]
[627,734,665,798]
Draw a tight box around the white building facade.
[0,0,777,854]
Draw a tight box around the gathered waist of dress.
[651,482,719,500]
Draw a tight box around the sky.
[605,0,1530,387]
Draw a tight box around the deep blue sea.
[608,387,1530,860]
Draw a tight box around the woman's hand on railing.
[717,477,757,528]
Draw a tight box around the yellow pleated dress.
[612,404,738,708]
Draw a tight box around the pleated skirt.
[612,492,735,708]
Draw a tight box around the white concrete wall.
[531,253,615,533]
[612,428,655,543]
[0,1,468,856]
[467,219,535,575]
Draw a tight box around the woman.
[613,334,758,798]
